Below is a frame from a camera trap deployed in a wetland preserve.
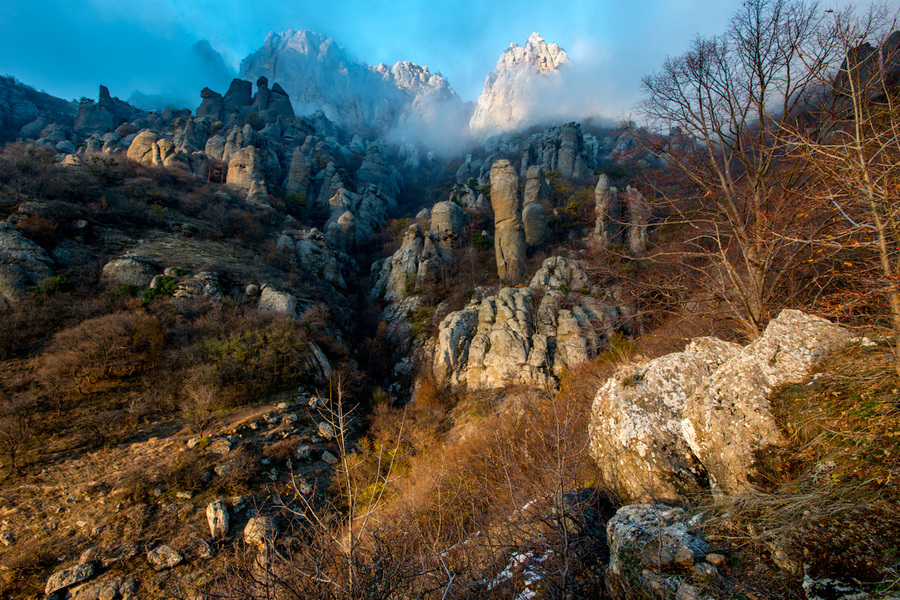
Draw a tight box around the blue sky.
[0,0,862,114]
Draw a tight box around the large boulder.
[126,130,158,165]
[489,159,526,282]
[682,310,854,495]
[589,309,853,500]
[0,223,55,308]
[606,504,710,599]
[589,352,714,503]
[100,256,160,288]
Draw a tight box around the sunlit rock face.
[469,32,571,135]
[239,30,466,136]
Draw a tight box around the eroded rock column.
[489,159,526,282]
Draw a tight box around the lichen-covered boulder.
[682,310,854,495]
[589,352,712,502]
[606,504,709,599]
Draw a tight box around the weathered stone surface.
[372,223,451,304]
[606,504,709,599]
[45,563,96,595]
[206,499,229,539]
[257,286,298,317]
[126,130,158,165]
[433,257,628,389]
[682,310,854,495]
[589,352,712,502]
[226,145,269,206]
[197,87,224,120]
[490,159,526,282]
[522,203,548,247]
[99,256,160,288]
[147,544,182,570]
[243,516,277,547]
[429,200,465,252]
[593,174,620,245]
[279,227,347,288]
[625,186,649,256]
[0,222,55,308]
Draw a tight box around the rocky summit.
[470,32,572,135]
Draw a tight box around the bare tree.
[637,0,843,335]
[782,6,900,369]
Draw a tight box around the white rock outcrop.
[470,33,571,135]
[590,309,854,501]
[433,257,629,389]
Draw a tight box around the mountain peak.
[469,33,571,135]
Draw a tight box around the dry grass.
[697,341,900,596]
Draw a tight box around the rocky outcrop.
[520,122,594,180]
[73,86,138,135]
[625,186,649,256]
[590,310,854,501]
[433,257,629,389]
[372,222,454,304]
[226,146,270,206]
[606,504,712,600]
[277,227,348,288]
[470,33,570,135]
[197,87,224,120]
[0,76,75,142]
[682,310,854,495]
[522,166,549,248]
[258,286,299,318]
[589,352,715,503]
[0,222,55,308]
[489,159,526,282]
[429,200,465,253]
[593,174,618,245]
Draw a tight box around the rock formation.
[522,165,550,247]
[489,159,526,282]
[239,30,465,134]
[590,310,854,501]
[73,86,138,135]
[470,33,571,135]
[593,174,617,245]
[520,122,594,180]
[625,185,649,256]
[0,222,55,308]
[432,257,630,389]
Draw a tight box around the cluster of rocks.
[0,76,76,141]
[589,309,854,503]
[15,79,403,253]
[431,256,631,389]
[593,175,650,256]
